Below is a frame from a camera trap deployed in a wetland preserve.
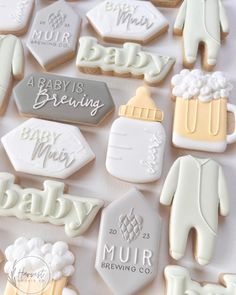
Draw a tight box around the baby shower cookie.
[27,1,81,70]
[165,266,236,295]
[86,0,169,44]
[14,73,115,126]
[151,0,182,7]
[0,173,104,237]
[106,87,166,183]
[160,155,229,265]
[0,34,24,115]
[4,237,79,294]
[171,70,236,153]
[0,0,34,35]
[174,0,229,71]
[1,118,95,179]
[76,37,175,85]
[96,188,161,295]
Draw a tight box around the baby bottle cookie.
[27,1,81,70]
[172,70,236,153]
[165,266,236,295]
[96,188,161,295]
[174,0,229,70]
[160,155,229,265]
[4,237,79,295]
[106,87,166,183]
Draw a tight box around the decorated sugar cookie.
[14,73,115,126]
[165,266,236,295]
[0,0,34,35]
[1,118,95,179]
[171,70,236,153]
[0,35,24,115]
[106,87,166,183]
[160,155,229,265]
[76,36,175,85]
[174,0,229,70]
[4,237,78,295]
[27,1,81,70]
[0,173,104,237]
[87,0,169,44]
[96,188,161,295]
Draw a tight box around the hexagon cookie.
[14,73,115,126]
[0,0,34,35]
[87,0,169,44]
[96,188,161,294]
[27,1,81,70]
[1,118,95,179]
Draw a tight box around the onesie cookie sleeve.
[174,0,187,33]
[12,38,24,80]
[218,166,229,217]
[160,158,181,206]
[219,0,229,35]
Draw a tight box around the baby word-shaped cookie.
[14,73,115,126]
[0,35,24,115]
[160,155,229,265]
[1,118,95,179]
[106,87,166,183]
[172,69,236,153]
[165,266,236,295]
[27,1,81,70]
[96,188,161,295]
[76,36,175,85]
[87,0,169,44]
[0,0,34,35]
[4,237,78,294]
[0,173,104,237]
[174,0,229,71]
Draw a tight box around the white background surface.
[0,0,236,294]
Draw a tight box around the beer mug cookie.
[106,87,166,183]
[4,237,78,295]
[174,0,229,71]
[172,70,236,153]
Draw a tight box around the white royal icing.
[5,237,75,281]
[1,118,95,179]
[160,155,229,265]
[165,266,236,295]
[174,0,229,67]
[106,118,166,183]
[76,36,175,85]
[0,0,34,34]
[0,173,104,237]
[171,69,233,102]
[87,0,168,43]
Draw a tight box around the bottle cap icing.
[171,69,233,102]
[119,87,164,122]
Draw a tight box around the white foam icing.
[171,69,233,102]
[4,237,75,281]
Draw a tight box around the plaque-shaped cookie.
[27,1,81,70]
[96,188,161,294]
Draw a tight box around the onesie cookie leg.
[183,36,199,68]
[203,40,221,71]
[195,228,216,265]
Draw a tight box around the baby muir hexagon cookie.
[96,188,161,295]
[14,73,115,126]
[87,0,169,44]
[1,118,95,179]
[27,1,81,70]
[0,0,34,35]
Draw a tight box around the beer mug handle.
[227,103,236,144]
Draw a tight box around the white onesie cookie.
[174,0,229,71]
[160,155,229,265]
